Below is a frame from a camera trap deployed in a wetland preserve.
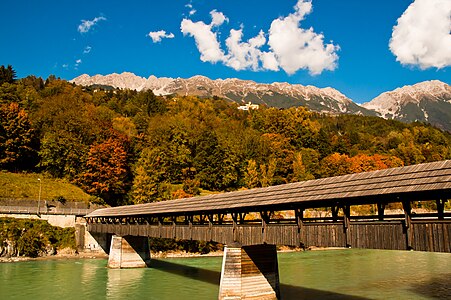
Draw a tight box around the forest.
[1,65,451,207]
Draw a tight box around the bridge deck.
[87,160,451,218]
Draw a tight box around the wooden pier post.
[436,199,445,220]
[343,205,351,247]
[402,201,413,250]
[377,203,385,221]
[107,235,151,269]
[295,208,305,249]
[219,243,280,300]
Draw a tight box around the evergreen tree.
[0,65,17,85]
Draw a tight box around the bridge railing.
[0,205,95,216]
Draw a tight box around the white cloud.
[181,14,225,63]
[185,2,196,15]
[78,16,106,33]
[148,30,175,43]
[185,3,197,16]
[224,29,266,71]
[83,46,92,54]
[180,0,338,75]
[74,59,82,69]
[210,10,228,27]
[267,0,339,75]
[389,0,451,69]
[260,51,279,71]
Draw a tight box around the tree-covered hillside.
[1,66,451,206]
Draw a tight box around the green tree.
[193,131,239,191]
[0,65,17,85]
[131,148,170,203]
[38,131,88,179]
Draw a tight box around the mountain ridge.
[363,80,451,131]
[71,73,451,131]
[71,72,373,115]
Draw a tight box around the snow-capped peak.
[70,72,369,115]
[362,80,451,131]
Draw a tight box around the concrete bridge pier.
[107,235,151,269]
[219,243,280,300]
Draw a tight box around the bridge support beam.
[219,243,280,300]
[107,235,151,269]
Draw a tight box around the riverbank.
[0,249,108,263]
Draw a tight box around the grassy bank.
[0,172,90,202]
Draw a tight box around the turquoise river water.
[1,249,450,299]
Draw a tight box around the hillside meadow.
[0,172,90,202]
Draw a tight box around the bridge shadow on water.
[409,274,451,299]
[150,259,370,300]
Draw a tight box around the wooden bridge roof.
[86,160,451,218]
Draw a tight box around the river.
[1,249,450,299]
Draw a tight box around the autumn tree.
[348,154,404,173]
[291,152,314,182]
[260,133,294,183]
[320,153,404,178]
[34,81,99,144]
[260,157,277,187]
[81,137,131,205]
[0,102,38,170]
[244,159,259,188]
[319,153,352,177]
[112,116,138,138]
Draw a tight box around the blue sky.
[1,0,450,103]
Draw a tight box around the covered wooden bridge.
[86,160,451,299]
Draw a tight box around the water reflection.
[106,268,147,299]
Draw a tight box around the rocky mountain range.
[71,73,451,131]
[362,80,451,131]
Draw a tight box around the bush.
[0,217,76,257]
[148,237,222,254]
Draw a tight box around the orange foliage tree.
[81,137,130,205]
[320,153,404,178]
[348,154,404,173]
